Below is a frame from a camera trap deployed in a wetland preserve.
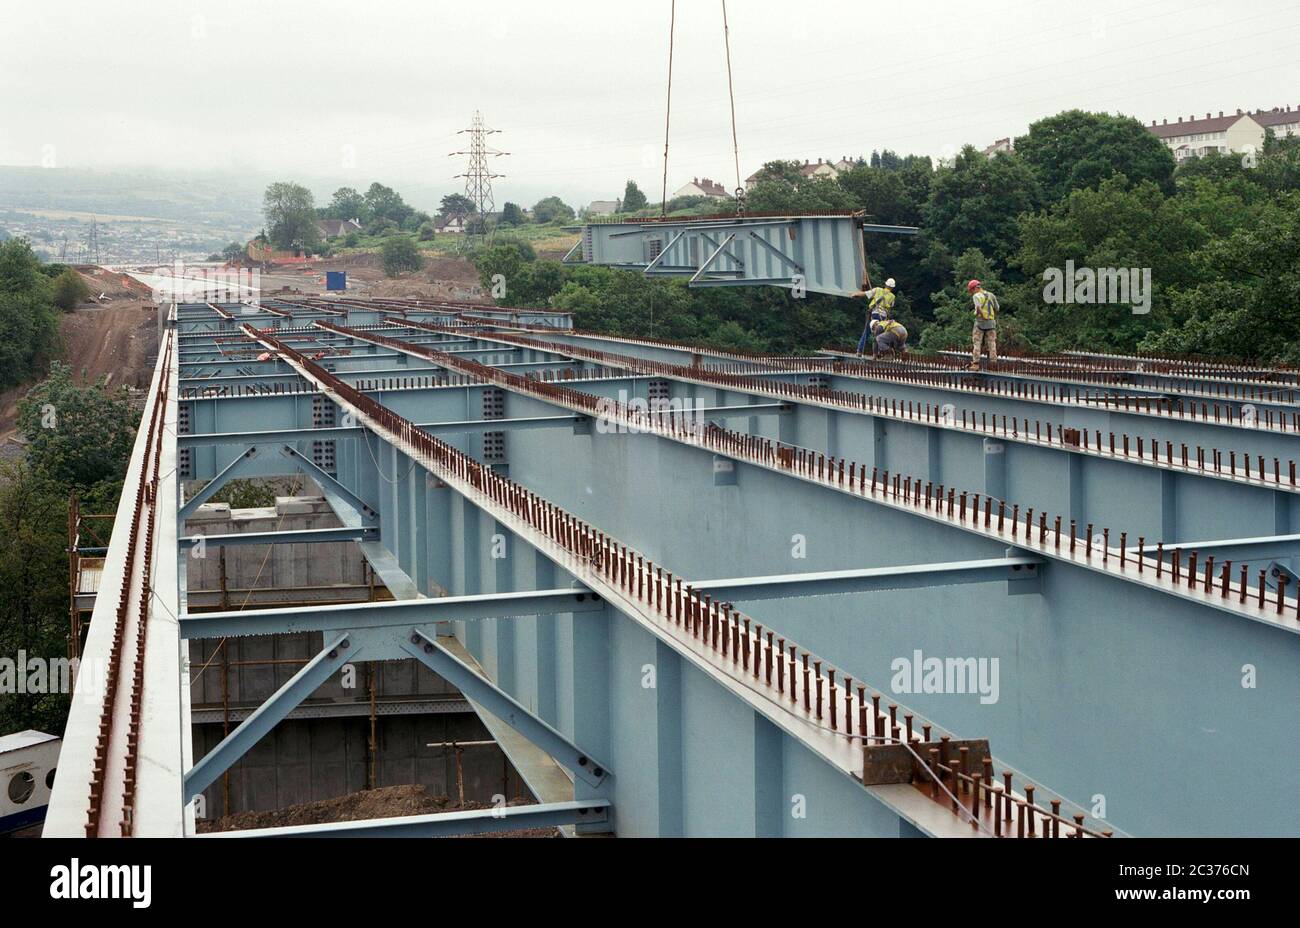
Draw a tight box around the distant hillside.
[0,166,262,226]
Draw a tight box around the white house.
[672,177,731,200]
[434,215,468,234]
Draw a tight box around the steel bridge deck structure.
[45,297,1300,837]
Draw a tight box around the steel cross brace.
[184,632,359,802]
[200,799,611,837]
[692,556,1044,601]
[179,525,378,550]
[178,445,260,522]
[400,628,610,788]
[278,444,377,527]
[179,587,605,638]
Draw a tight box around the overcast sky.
[2,0,1298,209]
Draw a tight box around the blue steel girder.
[361,326,1300,552]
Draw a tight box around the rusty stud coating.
[777,640,785,693]
[827,669,837,727]
[802,654,811,712]
[1050,800,1062,838]
[858,686,867,739]
[1025,786,1036,835]
[765,633,773,685]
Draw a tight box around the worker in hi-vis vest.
[968,279,999,370]
[873,319,908,359]
[851,278,896,356]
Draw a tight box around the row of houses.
[983,103,1300,164]
[1147,104,1300,161]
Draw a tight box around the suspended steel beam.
[573,213,916,296]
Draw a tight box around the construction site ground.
[195,784,560,837]
[266,252,484,301]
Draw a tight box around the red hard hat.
[967,279,981,293]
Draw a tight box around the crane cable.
[721,0,745,214]
[660,0,676,218]
[661,1,746,217]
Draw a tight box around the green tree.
[744,174,854,213]
[622,180,648,212]
[1011,175,1207,352]
[51,268,90,311]
[262,182,320,251]
[325,186,367,222]
[533,196,575,224]
[17,362,139,492]
[381,236,423,276]
[0,461,74,734]
[363,182,413,226]
[220,241,246,262]
[500,202,525,226]
[0,239,61,389]
[923,146,1041,266]
[439,193,475,218]
[1140,191,1300,363]
[1015,110,1176,204]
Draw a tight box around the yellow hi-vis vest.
[876,320,906,342]
[973,290,999,321]
[868,287,896,315]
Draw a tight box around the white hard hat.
[885,278,896,288]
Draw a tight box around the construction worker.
[874,319,908,360]
[852,278,896,356]
[968,279,999,370]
